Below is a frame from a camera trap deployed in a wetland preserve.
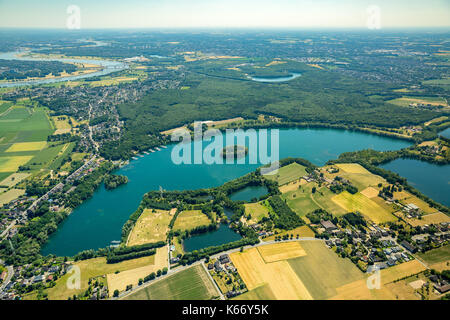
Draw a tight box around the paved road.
[0,222,15,240]
[116,238,323,300]
[0,266,13,292]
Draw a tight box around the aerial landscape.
[0,0,449,309]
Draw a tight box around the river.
[0,51,128,87]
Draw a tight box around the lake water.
[41,127,411,256]
[440,127,450,139]
[0,51,128,87]
[229,186,268,202]
[182,224,242,252]
[380,158,450,207]
[250,72,301,83]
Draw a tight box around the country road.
[115,238,323,300]
[0,266,13,292]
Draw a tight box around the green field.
[173,210,211,232]
[311,187,348,216]
[124,265,219,300]
[332,191,397,223]
[266,162,307,185]
[282,183,320,216]
[417,245,450,265]
[244,202,270,224]
[287,241,364,300]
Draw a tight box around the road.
[0,266,13,292]
[0,221,15,240]
[116,238,323,300]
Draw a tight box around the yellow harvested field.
[336,163,370,174]
[173,210,210,232]
[257,242,306,263]
[380,260,426,285]
[127,209,172,246]
[279,179,306,193]
[0,156,33,172]
[394,191,410,200]
[406,212,450,227]
[424,116,448,126]
[360,187,379,198]
[160,126,188,135]
[429,261,450,272]
[230,245,312,300]
[266,60,286,66]
[330,278,396,300]
[332,191,396,224]
[0,188,25,205]
[6,141,46,152]
[107,246,168,296]
[45,255,156,300]
[0,173,30,187]
[207,117,244,127]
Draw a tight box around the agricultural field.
[106,246,168,296]
[127,209,173,246]
[233,284,276,300]
[0,189,25,206]
[388,96,448,107]
[310,186,348,216]
[379,260,426,285]
[230,242,313,300]
[44,255,157,300]
[264,225,315,241]
[123,265,219,300]
[417,245,450,265]
[172,210,211,232]
[257,242,306,263]
[287,241,364,300]
[278,178,307,193]
[404,212,450,227]
[265,162,307,186]
[0,102,65,204]
[244,202,270,224]
[0,156,33,172]
[332,191,397,223]
[5,141,47,152]
[334,163,385,191]
[231,240,415,300]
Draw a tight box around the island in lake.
[221,145,249,159]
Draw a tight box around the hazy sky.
[0,0,449,29]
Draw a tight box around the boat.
[132,156,139,160]
[155,147,161,151]
[161,145,167,149]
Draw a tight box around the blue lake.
[41,127,411,256]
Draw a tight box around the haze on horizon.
[0,0,449,30]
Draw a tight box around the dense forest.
[101,65,439,159]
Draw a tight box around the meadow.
[244,202,270,224]
[106,246,168,296]
[44,255,157,300]
[127,209,173,246]
[172,210,211,232]
[265,162,307,186]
